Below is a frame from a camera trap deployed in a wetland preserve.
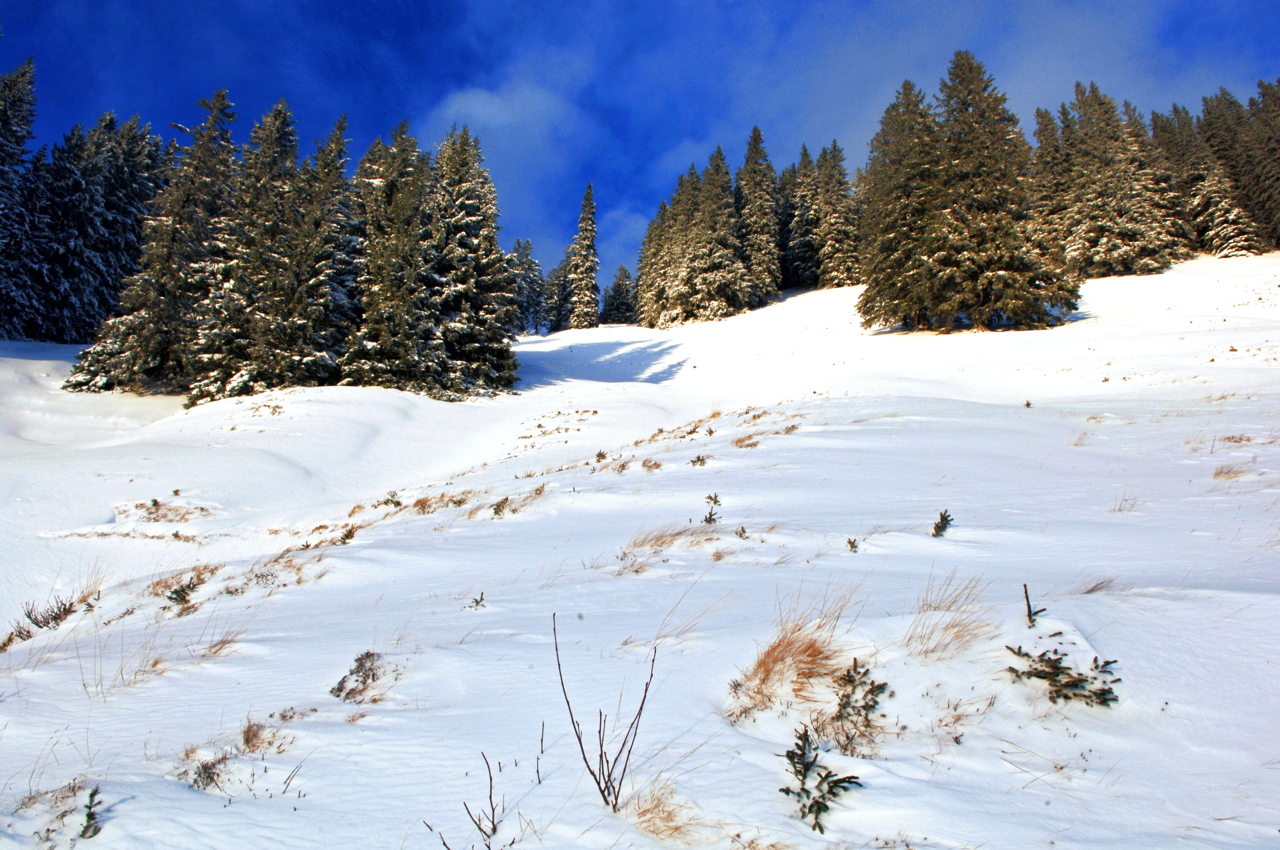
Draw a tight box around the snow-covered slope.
[2,254,1278,848]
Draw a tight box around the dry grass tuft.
[642,458,662,472]
[204,626,244,657]
[628,781,710,842]
[1071,577,1123,595]
[411,489,480,515]
[1220,434,1252,444]
[628,524,719,551]
[732,434,762,449]
[120,499,212,523]
[903,571,993,660]
[727,589,858,723]
[1213,462,1251,480]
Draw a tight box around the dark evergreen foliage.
[0,58,38,340]
[856,80,944,329]
[66,90,238,392]
[541,246,573,334]
[508,237,544,334]
[734,127,781,306]
[813,141,858,288]
[600,264,637,324]
[567,183,599,328]
[427,126,516,393]
[338,123,444,393]
[780,145,819,291]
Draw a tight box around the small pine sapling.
[705,493,720,506]
[779,725,861,833]
[79,785,103,838]
[701,508,719,525]
[690,455,708,467]
[1006,646,1120,706]
[931,510,953,537]
[846,538,858,552]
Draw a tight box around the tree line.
[1,50,1277,405]
[636,51,1277,331]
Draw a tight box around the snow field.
[1,254,1279,847]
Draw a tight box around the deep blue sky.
[4,1,1279,281]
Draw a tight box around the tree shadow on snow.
[516,339,685,390]
[0,340,86,363]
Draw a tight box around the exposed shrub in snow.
[779,724,862,833]
[1005,646,1120,706]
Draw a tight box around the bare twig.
[1023,584,1046,628]
[552,613,656,811]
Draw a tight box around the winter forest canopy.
[0,50,1277,404]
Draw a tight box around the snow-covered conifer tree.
[66,90,238,392]
[508,238,544,334]
[813,141,859,288]
[427,126,516,392]
[567,183,599,328]
[0,58,38,340]
[734,127,781,307]
[339,124,444,393]
[600,264,636,324]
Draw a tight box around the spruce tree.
[1153,104,1265,256]
[634,201,669,328]
[856,80,944,329]
[734,127,781,306]
[81,114,165,331]
[186,100,300,405]
[813,141,859,288]
[0,58,38,340]
[1026,107,1073,268]
[339,124,444,393]
[600,264,637,324]
[921,51,1075,328]
[781,145,819,290]
[66,91,238,393]
[541,246,573,333]
[24,127,109,343]
[1199,84,1280,243]
[427,126,516,392]
[567,183,599,328]
[683,146,751,322]
[508,237,544,334]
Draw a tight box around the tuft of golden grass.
[628,781,710,842]
[204,626,244,657]
[727,588,858,723]
[642,458,662,472]
[145,563,222,598]
[628,524,719,551]
[902,570,993,660]
[1070,577,1123,595]
[1213,462,1250,480]
[732,434,761,449]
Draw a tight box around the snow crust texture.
[2,254,1279,848]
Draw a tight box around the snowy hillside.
[2,253,1279,849]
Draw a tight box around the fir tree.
[813,141,859,288]
[186,100,300,405]
[427,126,516,392]
[600,264,637,324]
[781,145,819,290]
[542,246,573,333]
[66,90,238,392]
[1199,84,1280,243]
[921,51,1075,329]
[23,127,109,343]
[80,115,165,331]
[0,58,38,340]
[567,183,599,328]
[1026,108,1073,268]
[339,123,444,393]
[734,127,781,306]
[1153,104,1266,256]
[1060,94,1193,278]
[856,80,944,329]
[508,237,544,334]
[683,146,751,322]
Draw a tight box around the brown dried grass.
[902,570,993,660]
[628,524,719,551]
[628,781,710,842]
[727,588,858,723]
[1213,462,1251,480]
